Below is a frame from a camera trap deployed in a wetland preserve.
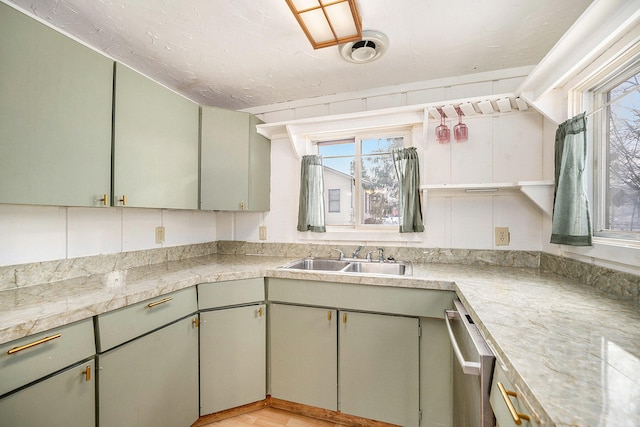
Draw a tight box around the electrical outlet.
[259,226,267,240]
[495,227,510,246]
[155,226,165,244]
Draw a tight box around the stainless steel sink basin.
[280,257,412,276]
[282,258,350,271]
[341,261,410,275]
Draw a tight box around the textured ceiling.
[6,0,595,110]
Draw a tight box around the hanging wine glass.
[435,108,450,143]
[454,107,468,142]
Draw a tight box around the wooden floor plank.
[200,408,344,427]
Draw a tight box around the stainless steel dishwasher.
[445,299,495,427]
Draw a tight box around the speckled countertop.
[1,253,639,427]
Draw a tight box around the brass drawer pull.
[7,333,62,355]
[83,365,91,381]
[258,307,263,317]
[497,381,530,425]
[343,313,347,324]
[96,194,108,206]
[147,296,173,308]
[327,311,332,321]
[192,317,199,328]
[119,195,127,206]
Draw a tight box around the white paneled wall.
[226,109,552,251]
[0,205,216,266]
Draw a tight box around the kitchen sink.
[280,257,412,276]
[341,261,409,275]
[282,258,350,271]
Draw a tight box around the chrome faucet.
[376,247,385,263]
[352,245,364,258]
[331,248,345,260]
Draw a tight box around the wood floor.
[200,408,345,427]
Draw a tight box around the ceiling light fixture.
[285,0,362,49]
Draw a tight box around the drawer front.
[267,278,454,318]
[97,287,197,352]
[198,278,265,309]
[490,364,539,427]
[0,318,95,396]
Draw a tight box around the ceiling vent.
[339,30,389,64]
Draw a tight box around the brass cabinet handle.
[7,333,62,355]
[96,194,108,206]
[343,313,347,324]
[192,317,199,328]
[240,201,246,210]
[327,311,332,321]
[497,381,530,425]
[119,195,127,206]
[147,296,173,308]
[258,307,263,317]
[83,365,91,382]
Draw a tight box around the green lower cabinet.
[269,304,338,411]
[269,304,421,426]
[339,311,420,427]
[0,360,95,427]
[199,304,267,415]
[97,316,199,427]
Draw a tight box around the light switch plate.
[259,226,267,240]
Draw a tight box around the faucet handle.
[365,250,377,262]
[330,248,345,260]
[377,247,385,262]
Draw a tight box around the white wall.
[223,107,553,251]
[0,205,216,266]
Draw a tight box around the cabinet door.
[270,304,337,411]
[98,316,199,427]
[339,311,420,427]
[0,360,95,427]
[201,107,249,210]
[201,107,270,211]
[0,3,113,207]
[200,304,266,415]
[113,63,199,209]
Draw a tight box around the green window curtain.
[392,147,425,233]
[297,155,326,232]
[551,113,592,246]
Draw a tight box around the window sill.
[298,228,424,243]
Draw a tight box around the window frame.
[580,51,640,243]
[313,127,412,231]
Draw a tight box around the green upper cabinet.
[113,63,199,209]
[0,3,113,207]
[201,107,271,211]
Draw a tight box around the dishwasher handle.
[444,309,481,376]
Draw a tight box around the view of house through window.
[598,67,640,236]
[317,133,405,227]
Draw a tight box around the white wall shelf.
[420,181,555,215]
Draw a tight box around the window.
[328,189,340,212]
[591,60,640,240]
[316,131,407,228]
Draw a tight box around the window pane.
[360,137,402,225]
[320,146,354,225]
[606,71,640,232]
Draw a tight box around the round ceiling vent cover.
[339,30,389,64]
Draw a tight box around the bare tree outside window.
[606,72,640,232]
